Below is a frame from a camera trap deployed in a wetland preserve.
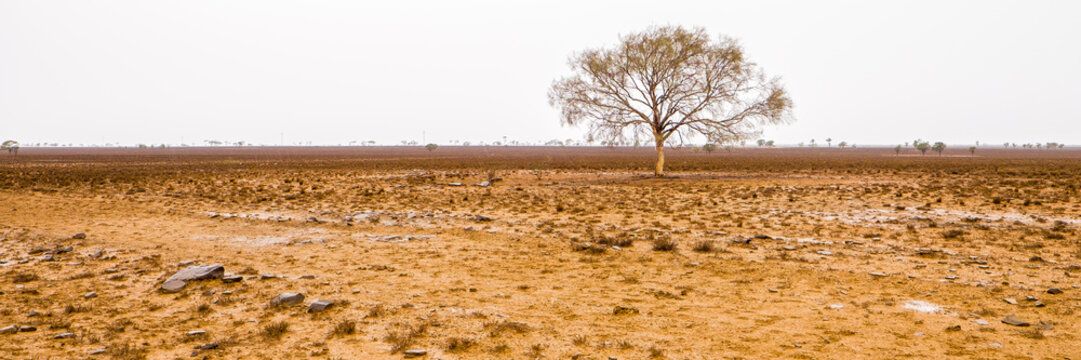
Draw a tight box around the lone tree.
[916,141,930,155]
[894,144,902,155]
[1,140,18,157]
[932,141,946,155]
[549,26,793,176]
[969,146,976,155]
[424,143,439,152]
[702,143,718,154]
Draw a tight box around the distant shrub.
[652,237,677,251]
[941,229,966,239]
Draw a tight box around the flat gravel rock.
[270,292,305,307]
[1002,314,1030,327]
[166,264,225,282]
[160,279,187,293]
[308,299,334,313]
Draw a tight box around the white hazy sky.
[1,0,1079,146]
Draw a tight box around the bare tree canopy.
[549,26,793,176]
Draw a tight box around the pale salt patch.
[903,300,942,313]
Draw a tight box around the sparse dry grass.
[331,319,356,337]
[260,321,289,341]
[2,147,1081,359]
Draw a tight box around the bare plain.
[1,146,1079,359]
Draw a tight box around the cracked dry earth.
[1,147,1080,359]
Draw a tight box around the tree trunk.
[654,139,665,177]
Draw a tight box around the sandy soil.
[1,146,1079,359]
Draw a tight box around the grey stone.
[90,348,106,355]
[403,349,428,358]
[222,275,242,283]
[308,299,333,313]
[160,279,187,293]
[1003,298,1018,305]
[72,233,86,239]
[19,326,35,332]
[1047,288,1063,294]
[54,332,75,339]
[84,292,97,299]
[186,330,206,336]
[166,264,224,283]
[57,246,73,254]
[270,292,305,307]
[0,325,17,334]
[1001,314,1030,327]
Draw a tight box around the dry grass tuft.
[109,343,149,360]
[445,336,477,352]
[331,319,355,337]
[485,320,530,337]
[366,304,386,318]
[11,272,39,283]
[648,345,666,358]
[260,320,289,341]
[384,321,430,353]
[652,237,677,251]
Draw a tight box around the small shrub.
[12,273,38,283]
[691,240,714,253]
[942,229,966,239]
[572,334,588,346]
[652,237,677,252]
[384,322,429,353]
[528,344,545,357]
[648,345,665,358]
[109,343,148,360]
[261,321,289,341]
[445,337,477,352]
[331,319,355,337]
[571,242,606,254]
[594,232,634,247]
[366,304,385,318]
[485,321,530,337]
